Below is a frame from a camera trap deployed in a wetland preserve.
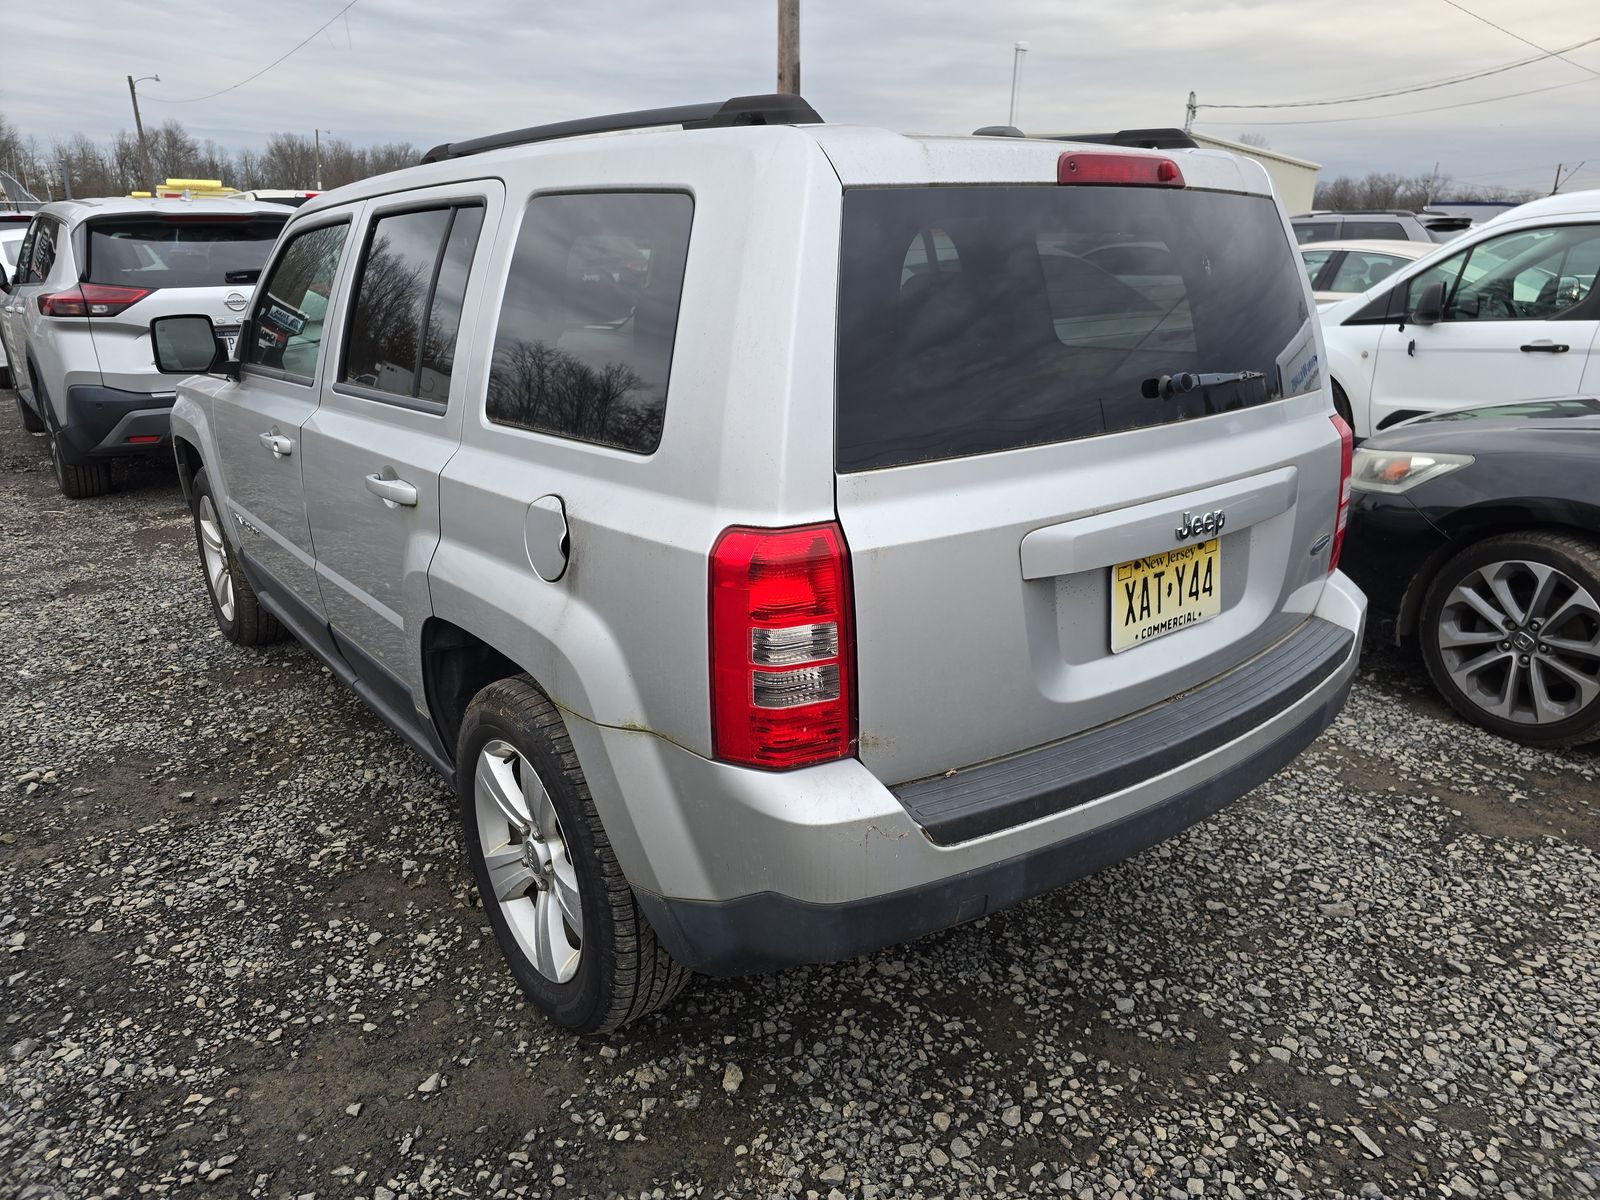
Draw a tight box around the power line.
[1199,35,1600,111]
[1196,73,1600,127]
[1440,0,1600,80]
[154,0,362,104]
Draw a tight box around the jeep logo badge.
[1175,509,1226,540]
[224,291,248,312]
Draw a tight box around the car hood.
[1367,398,1600,451]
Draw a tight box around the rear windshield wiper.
[225,269,262,284]
[1142,370,1264,400]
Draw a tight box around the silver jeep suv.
[150,96,1365,1031]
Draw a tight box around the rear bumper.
[640,670,1353,975]
[593,572,1365,976]
[59,385,175,462]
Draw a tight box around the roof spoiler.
[1054,128,1197,150]
[420,94,824,164]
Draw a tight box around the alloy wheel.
[196,495,236,622]
[473,738,583,983]
[1435,558,1600,726]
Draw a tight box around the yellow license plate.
[1111,539,1221,653]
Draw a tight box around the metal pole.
[315,128,323,191]
[777,0,800,95]
[1008,42,1029,128]
[1184,91,1197,134]
[1551,163,1564,195]
[127,75,154,194]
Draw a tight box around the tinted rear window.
[836,186,1314,472]
[86,217,286,289]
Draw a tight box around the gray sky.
[5,0,1599,194]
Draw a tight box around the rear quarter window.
[836,185,1313,471]
[485,192,693,455]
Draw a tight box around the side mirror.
[151,314,225,375]
[1410,280,1446,326]
[1454,289,1481,319]
[0,266,9,292]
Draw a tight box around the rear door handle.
[258,432,293,456]
[1520,341,1569,353]
[365,473,418,508]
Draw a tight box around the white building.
[1188,134,1321,215]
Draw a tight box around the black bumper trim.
[637,668,1354,978]
[60,385,175,461]
[894,617,1354,844]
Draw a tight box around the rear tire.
[49,434,111,499]
[14,391,45,433]
[190,466,284,646]
[458,675,692,1032]
[1420,532,1600,747]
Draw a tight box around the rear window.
[836,185,1314,472]
[85,216,286,289]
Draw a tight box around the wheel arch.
[1396,509,1600,641]
[420,618,528,765]
[172,434,203,506]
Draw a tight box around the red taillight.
[1057,152,1185,188]
[38,284,152,318]
[710,522,854,769]
[1329,413,1354,573]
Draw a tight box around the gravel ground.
[1,394,1598,1200]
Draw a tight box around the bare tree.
[1238,132,1271,149]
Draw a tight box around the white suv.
[148,96,1364,1031]
[0,197,288,496]
[1321,189,1600,437]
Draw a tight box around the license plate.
[1111,538,1221,653]
[217,326,240,357]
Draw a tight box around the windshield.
[836,185,1314,472]
[85,216,286,289]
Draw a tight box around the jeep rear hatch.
[831,156,1345,808]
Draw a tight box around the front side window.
[246,222,349,381]
[84,216,285,288]
[1409,225,1600,321]
[837,185,1312,471]
[341,204,485,404]
[486,192,693,455]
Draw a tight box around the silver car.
[149,96,1365,1031]
[0,197,287,497]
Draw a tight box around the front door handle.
[365,473,418,508]
[1520,341,1570,353]
[258,432,293,457]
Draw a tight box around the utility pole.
[1552,163,1564,195]
[1184,91,1197,135]
[127,74,159,195]
[1008,42,1029,128]
[777,0,800,95]
[314,128,325,191]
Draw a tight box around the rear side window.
[85,217,286,288]
[836,185,1313,472]
[341,204,485,405]
[486,192,693,455]
[246,222,349,382]
[29,219,61,281]
[1293,221,1338,244]
[1341,220,1407,241]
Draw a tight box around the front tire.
[458,676,691,1032]
[1420,532,1600,746]
[190,466,284,645]
[15,391,45,433]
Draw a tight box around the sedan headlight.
[1350,448,1474,494]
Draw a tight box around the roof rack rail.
[420,93,824,164]
[972,125,1026,138]
[1054,128,1197,151]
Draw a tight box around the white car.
[1320,190,1600,438]
[0,217,30,390]
[1299,239,1434,307]
[0,197,288,496]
